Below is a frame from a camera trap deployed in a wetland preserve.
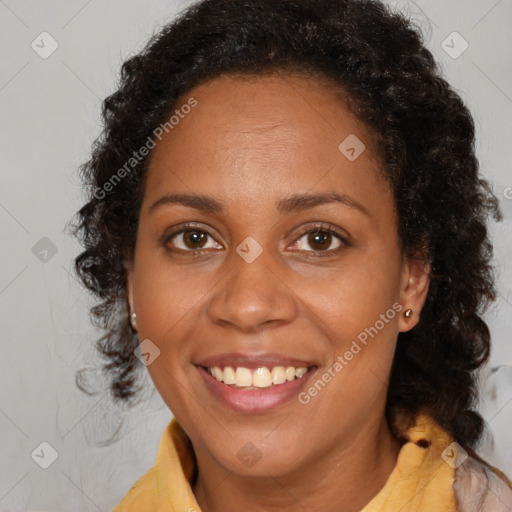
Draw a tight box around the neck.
[192,414,402,512]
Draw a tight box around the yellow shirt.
[113,414,512,511]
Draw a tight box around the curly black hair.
[73,0,502,449]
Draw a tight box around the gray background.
[0,1,511,510]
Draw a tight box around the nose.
[206,248,297,333]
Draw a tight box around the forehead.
[143,73,388,211]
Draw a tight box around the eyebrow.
[149,191,369,216]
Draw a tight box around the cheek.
[131,251,212,352]
[304,280,400,434]
[127,223,210,399]
[296,250,402,343]
[131,253,208,409]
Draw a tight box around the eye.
[289,224,350,255]
[163,222,350,256]
[164,223,223,253]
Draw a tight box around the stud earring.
[404,309,413,318]
[130,312,137,328]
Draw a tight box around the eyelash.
[162,222,351,257]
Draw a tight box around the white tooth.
[235,367,252,387]
[271,366,287,385]
[209,365,309,388]
[285,366,296,381]
[223,366,236,384]
[295,367,308,378]
[213,366,223,381]
[253,367,272,388]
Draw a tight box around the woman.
[73,0,512,510]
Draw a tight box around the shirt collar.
[142,413,458,512]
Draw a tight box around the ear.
[398,256,430,332]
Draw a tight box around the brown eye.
[294,229,343,253]
[165,227,223,253]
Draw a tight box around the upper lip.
[195,352,316,370]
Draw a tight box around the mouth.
[196,364,317,413]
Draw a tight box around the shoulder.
[112,466,158,511]
[391,411,512,511]
[453,453,512,511]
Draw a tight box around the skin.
[126,73,430,512]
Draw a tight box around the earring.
[404,309,413,318]
[130,312,137,328]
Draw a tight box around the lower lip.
[197,366,316,413]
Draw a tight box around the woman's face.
[127,73,429,478]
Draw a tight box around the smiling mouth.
[203,365,314,389]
